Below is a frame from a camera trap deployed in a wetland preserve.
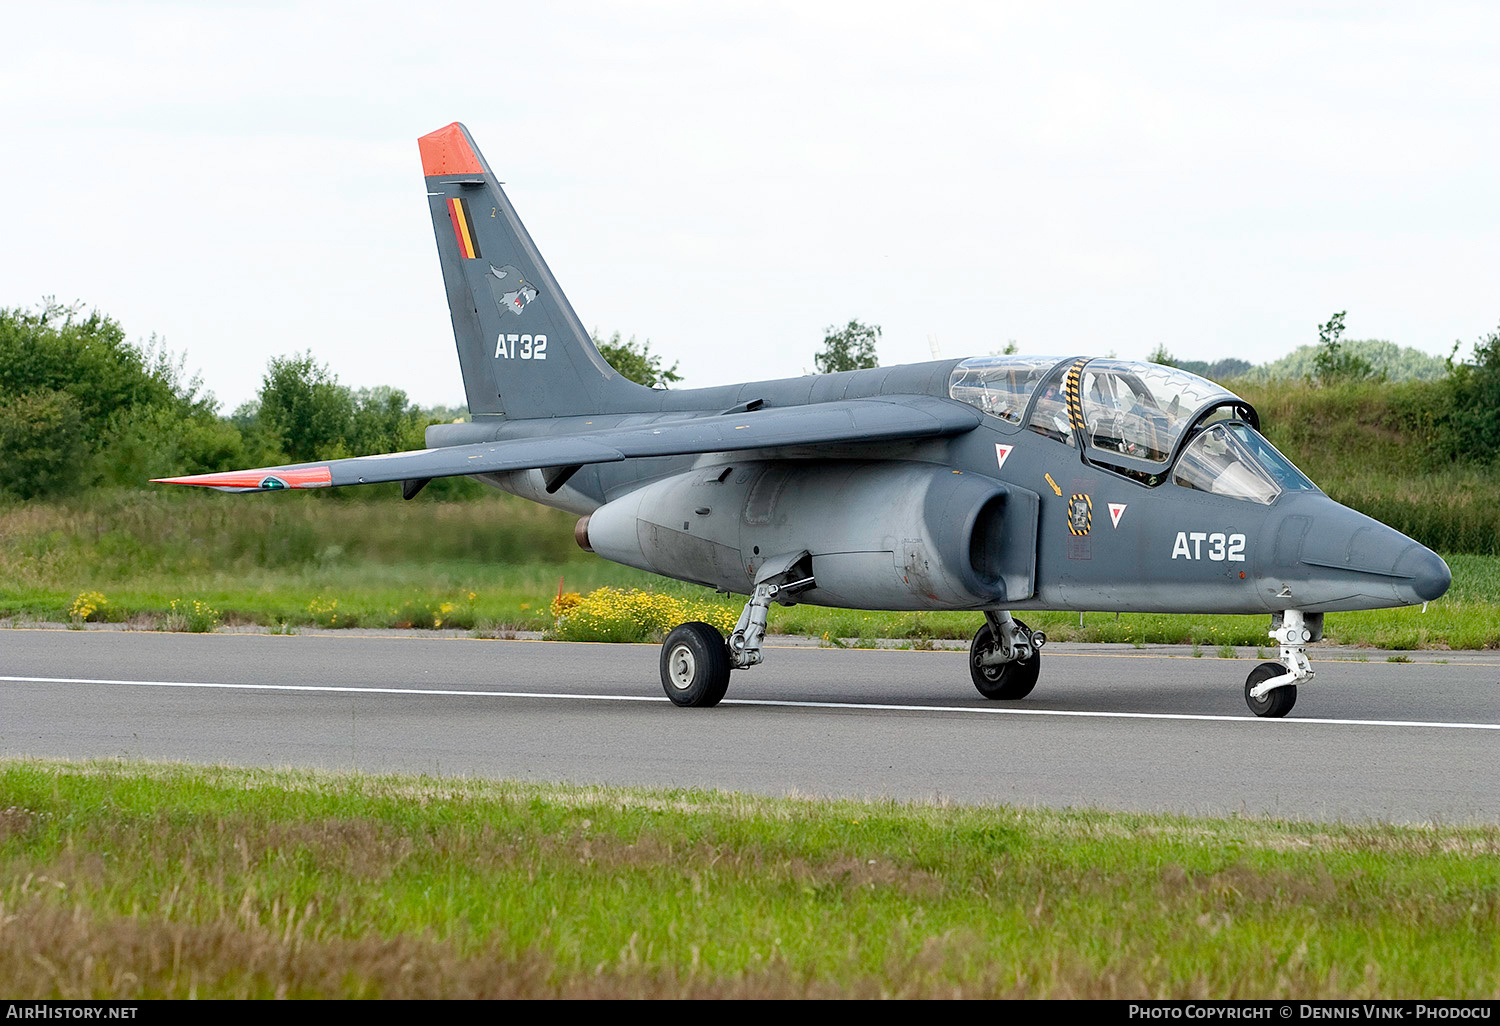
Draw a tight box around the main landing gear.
[659,573,815,707]
[660,621,732,707]
[662,597,1309,718]
[662,601,1050,708]
[1243,609,1318,718]
[969,610,1046,700]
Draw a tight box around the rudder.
[419,122,648,419]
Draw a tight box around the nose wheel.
[1244,662,1297,718]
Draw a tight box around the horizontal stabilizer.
[152,396,979,493]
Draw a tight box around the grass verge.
[1,759,1497,998]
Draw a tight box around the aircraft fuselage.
[430,357,1449,616]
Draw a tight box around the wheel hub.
[667,644,696,690]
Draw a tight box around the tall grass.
[1237,377,1500,553]
[0,488,616,630]
[2,760,1497,999]
[0,487,585,587]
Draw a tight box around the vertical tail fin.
[419,122,649,419]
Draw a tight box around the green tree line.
[1152,311,1500,466]
[0,302,683,500]
[0,301,243,499]
[4,300,1498,535]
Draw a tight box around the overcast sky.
[3,1,1497,412]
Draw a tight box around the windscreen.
[1173,423,1317,504]
[1224,424,1319,493]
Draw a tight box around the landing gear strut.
[658,570,815,707]
[970,611,1045,700]
[1243,609,1317,718]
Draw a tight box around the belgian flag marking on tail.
[447,197,482,259]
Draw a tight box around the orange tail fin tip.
[418,122,483,177]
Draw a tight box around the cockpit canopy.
[948,355,1317,501]
[1068,358,1245,466]
[946,355,1062,426]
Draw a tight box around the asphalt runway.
[3,629,1497,823]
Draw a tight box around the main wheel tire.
[970,620,1041,700]
[1244,661,1297,718]
[660,622,732,708]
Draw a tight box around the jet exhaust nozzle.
[574,515,593,553]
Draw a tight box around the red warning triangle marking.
[1108,502,1127,528]
[995,444,1013,471]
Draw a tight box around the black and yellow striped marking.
[1063,358,1088,435]
[1068,493,1093,536]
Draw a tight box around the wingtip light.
[150,467,332,490]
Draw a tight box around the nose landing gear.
[1244,609,1318,717]
[970,610,1045,700]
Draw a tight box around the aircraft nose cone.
[1292,502,1451,607]
[1397,544,1451,602]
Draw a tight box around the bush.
[0,390,88,498]
[387,596,475,630]
[166,598,220,633]
[551,587,739,643]
[1233,376,1500,553]
[1442,323,1500,459]
[307,597,346,628]
[0,301,235,495]
[69,591,109,623]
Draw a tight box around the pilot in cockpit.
[1031,383,1072,443]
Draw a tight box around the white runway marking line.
[4,675,1499,732]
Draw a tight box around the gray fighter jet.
[156,122,1451,717]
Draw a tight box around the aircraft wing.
[152,396,980,492]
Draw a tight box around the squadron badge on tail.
[489,264,538,315]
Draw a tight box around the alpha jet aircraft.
[155,122,1451,718]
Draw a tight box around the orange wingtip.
[153,466,332,490]
[418,122,483,177]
